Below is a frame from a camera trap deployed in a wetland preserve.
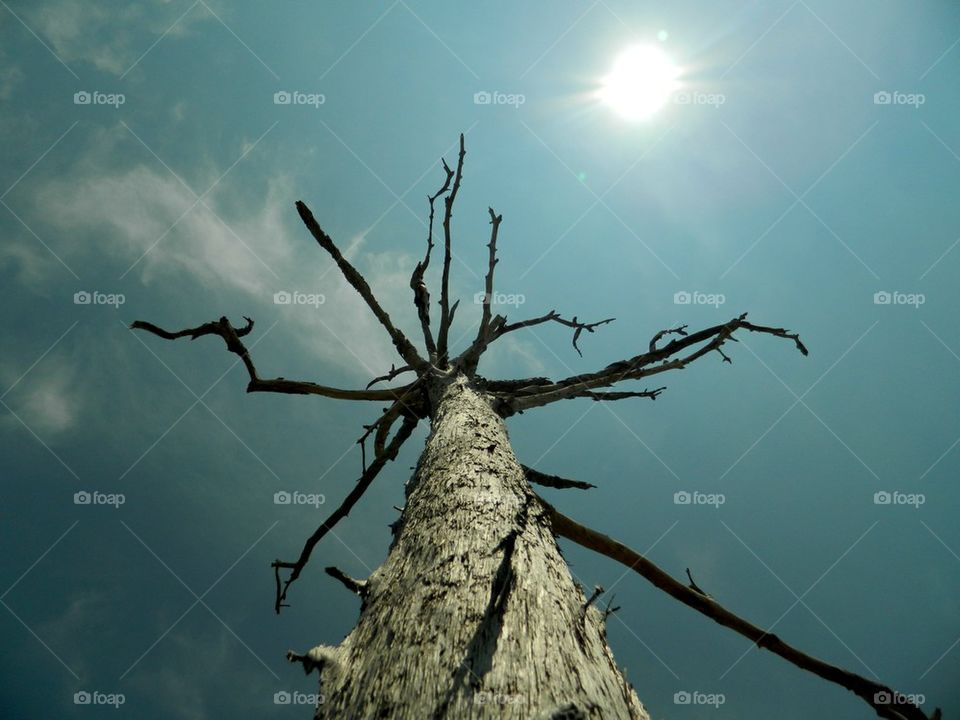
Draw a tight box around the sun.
[600,45,679,120]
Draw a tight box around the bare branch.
[522,465,596,490]
[540,496,933,720]
[410,162,455,363]
[272,415,418,613]
[477,207,503,340]
[296,200,426,370]
[496,311,615,357]
[649,325,688,353]
[500,313,807,415]
[436,133,466,365]
[366,364,414,389]
[131,317,407,402]
[325,566,368,597]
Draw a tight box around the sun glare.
[601,45,679,120]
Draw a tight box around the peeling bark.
[306,375,648,719]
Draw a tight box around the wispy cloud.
[22,0,213,77]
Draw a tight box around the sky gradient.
[1,1,959,718]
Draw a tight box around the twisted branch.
[130,317,408,402]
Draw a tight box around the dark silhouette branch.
[273,415,418,613]
[296,200,426,371]
[436,133,465,365]
[366,363,414,389]
[410,161,455,364]
[499,313,807,415]
[522,465,596,490]
[540,496,935,720]
[477,207,503,341]
[130,317,408,402]
[495,311,616,357]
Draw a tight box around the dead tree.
[132,135,938,720]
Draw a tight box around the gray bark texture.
[306,375,650,719]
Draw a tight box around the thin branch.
[477,207,503,340]
[649,325,688,353]
[410,162,455,363]
[272,415,418,613]
[522,465,596,490]
[496,311,615,357]
[296,200,426,370]
[325,566,368,597]
[436,133,465,365]
[131,317,407,402]
[501,313,807,415]
[539,496,934,720]
[366,364,414,389]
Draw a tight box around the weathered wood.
[302,375,649,719]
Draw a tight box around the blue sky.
[1,1,959,718]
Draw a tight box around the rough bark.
[303,375,649,719]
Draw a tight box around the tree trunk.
[306,374,649,719]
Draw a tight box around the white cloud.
[32,140,422,381]
[1,357,81,435]
[24,0,213,76]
